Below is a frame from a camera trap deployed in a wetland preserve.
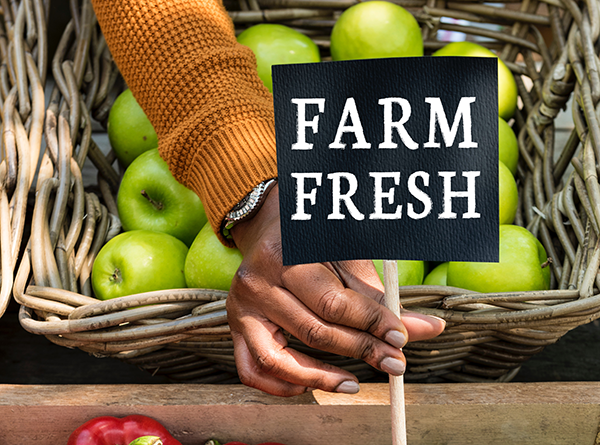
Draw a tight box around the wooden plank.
[1,383,600,444]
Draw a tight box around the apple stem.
[111,268,122,284]
[541,257,553,268]
[141,189,164,211]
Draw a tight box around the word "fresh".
[291,171,480,221]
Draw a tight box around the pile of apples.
[91,92,242,301]
[237,1,551,294]
[93,1,552,300]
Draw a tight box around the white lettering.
[329,98,372,149]
[424,97,478,149]
[327,172,365,220]
[378,98,418,150]
[407,172,432,219]
[438,171,480,219]
[291,98,325,150]
[369,172,403,220]
[291,173,322,220]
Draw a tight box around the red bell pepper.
[67,415,182,445]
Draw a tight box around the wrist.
[230,183,279,252]
[221,178,277,240]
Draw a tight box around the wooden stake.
[382,260,407,445]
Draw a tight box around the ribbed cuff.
[160,117,278,247]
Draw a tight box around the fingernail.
[380,357,406,376]
[427,314,447,325]
[385,330,407,349]
[336,380,360,394]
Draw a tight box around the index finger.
[281,263,408,349]
[331,260,446,342]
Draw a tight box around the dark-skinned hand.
[229,184,445,397]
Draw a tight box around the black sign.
[273,57,498,266]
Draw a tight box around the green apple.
[108,89,158,167]
[423,261,430,276]
[92,230,188,300]
[423,262,449,286]
[237,24,321,93]
[433,42,518,120]
[499,160,518,224]
[117,149,207,247]
[447,224,551,293]
[499,117,519,174]
[330,1,423,61]
[185,223,243,291]
[372,259,425,287]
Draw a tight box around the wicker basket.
[9,0,600,384]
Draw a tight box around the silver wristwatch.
[221,178,277,238]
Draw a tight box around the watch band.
[221,178,277,239]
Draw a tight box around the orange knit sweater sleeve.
[91,0,277,245]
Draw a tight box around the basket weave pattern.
[6,0,600,383]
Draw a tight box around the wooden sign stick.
[382,260,407,445]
